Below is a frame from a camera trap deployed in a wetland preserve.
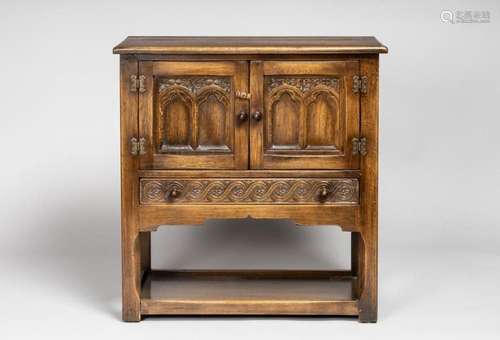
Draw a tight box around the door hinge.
[130,137,146,156]
[352,137,368,156]
[130,75,146,93]
[353,75,368,95]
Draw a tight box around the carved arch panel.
[263,76,342,154]
[157,77,233,154]
[196,86,231,152]
[158,86,195,152]
[266,86,303,150]
[139,61,248,170]
[304,87,342,151]
[251,60,360,169]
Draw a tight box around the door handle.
[252,111,263,122]
[165,188,181,200]
[237,111,249,122]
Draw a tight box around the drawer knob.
[166,188,181,200]
[318,187,330,201]
[252,111,263,122]
[237,111,249,122]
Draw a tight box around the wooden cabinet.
[114,36,387,322]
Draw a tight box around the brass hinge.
[353,75,368,95]
[352,137,368,156]
[130,75,146,93]
[130,137,146,156]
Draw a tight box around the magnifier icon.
[441,10,454,24]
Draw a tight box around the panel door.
[139,61,249,169]
[250,61,360,169]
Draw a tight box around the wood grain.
[113,36,388,55]
[141,270,358,316]
[138,205,360,232]
[120,57,142,321]
[137,170,361,178]
[357,56,379,323]
[250,61,264,168]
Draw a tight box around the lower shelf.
[141,270,359,316]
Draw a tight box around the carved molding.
[268,85,303,106]
[304,87,339,106]
[265,77,339,94]
[267,85,303,127]
[197,86,230,107]
[159,77,231,94]
[159,86,195,112]
[140,178,359,205]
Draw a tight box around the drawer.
[140,178,359,205]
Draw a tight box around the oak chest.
[113,36,387,322]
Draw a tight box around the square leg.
[122,228,142,322]
[352,231,378,323]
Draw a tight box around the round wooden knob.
[166,188,181,199]
[318,187,330,201]
[252,111,263,121]
[237,111,248,122]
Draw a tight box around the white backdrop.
[1,0,499,339]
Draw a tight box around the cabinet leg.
[357,55,379,323]
[356,231,378,323]
[119,57,142,321]
[351,232,362,298]
[140,232,151,278]
[122,226,142,322]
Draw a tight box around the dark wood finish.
[115,36,386,322]
[113,36,388,55]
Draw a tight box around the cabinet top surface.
[113,36,388,55]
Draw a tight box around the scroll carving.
[140,178,359,205]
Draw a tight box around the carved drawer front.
[140,178,359,205]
